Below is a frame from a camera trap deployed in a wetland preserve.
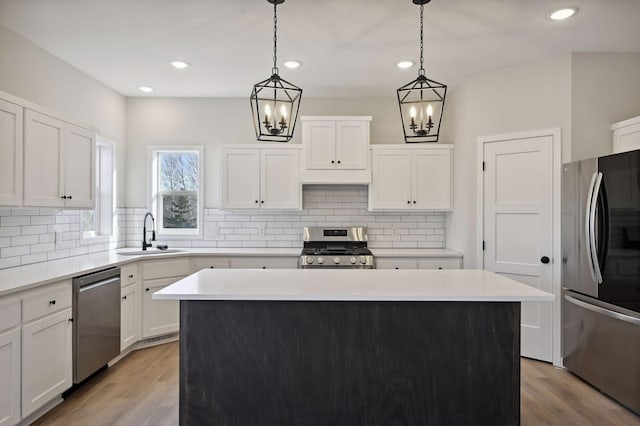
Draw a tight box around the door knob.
[541,256,550,264]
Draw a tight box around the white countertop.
[154,269,554,302]
[0,247,463,297]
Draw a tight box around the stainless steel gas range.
[299,227,374,269]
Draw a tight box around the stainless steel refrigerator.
[562,149,640,414]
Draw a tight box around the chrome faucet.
[142,212,156,251]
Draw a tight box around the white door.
[21,308,73,417]
[142,278,180,338]
[0,328,20,426]
[413,149,452,210]
[303,120,336,169]
[369,150,412,210]
[482,135,554,362]
[0,98,23,206]
[260,149,300,209]
[335,121,368,170]
[220,149,260,209]
[23,110,65,207]
[64,125,95,208]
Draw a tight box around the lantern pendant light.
[397,0,447,143]
[250,0,302,142]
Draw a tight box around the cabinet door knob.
[128,274,134,278]
[68,195,73,200]
[49,300,56,305]
[68,318,74,323]
[337,160,341,164]
[61,195,67,199]
[255,200,259,203]
[395,267,399,270]
[407,201,411,204]
[261,200,264,204]
[262,266,266,269]
[145,288,150,292]
[209,266,215,269]
[331,160,335,164]
[541,256,550,264]
[413,201,416,204]
[122,295,127,300]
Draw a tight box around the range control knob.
[306,257,314,264]
[349,257,357,264]
[317,257,325,264]
[333,257,341,264]
[360,256,367,264]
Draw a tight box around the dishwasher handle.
[78,276,120,293]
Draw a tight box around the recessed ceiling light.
[397,60,415,69]
[283,60,301,69]
[170,60,190,69]
[547,7,578,21]
[138,86,154,93]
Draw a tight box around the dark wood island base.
[179,300,521,426]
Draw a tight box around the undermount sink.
[118,249,185,256]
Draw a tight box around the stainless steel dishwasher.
[72,267,121,383]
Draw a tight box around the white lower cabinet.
[142,278,182,338]
[120,284,139,351]
[190,257,229,273]
[228,257,299,269]
[21,308,72,418]
[0,298,21,426]
[376,257,462,270]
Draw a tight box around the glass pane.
[81,210,96,238]
[159,152,199,191]
[162,194,197,229]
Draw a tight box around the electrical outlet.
[205,226,218,236]
[258,225,265,235]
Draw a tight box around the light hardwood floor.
[33,342,639,426]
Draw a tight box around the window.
[81,138,115,242]
[150,147,204,237]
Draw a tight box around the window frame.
[148,146,204,238]
[80,137,116,245]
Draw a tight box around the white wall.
[571,53,640,161]
[125,96,407,207]
[444,55,572,268]
[0,24,127,206]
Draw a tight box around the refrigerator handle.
[590,172,603,284]
[564,294,640,326]
[584,172,598,283]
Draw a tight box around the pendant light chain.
[419,3,425,77]
[272,2,279,75]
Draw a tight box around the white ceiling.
[1,0,639,98]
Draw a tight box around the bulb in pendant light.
[410,106,417,118]
[280,105,287,120]
[426,104,433,118]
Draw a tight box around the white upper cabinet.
[23,109,95,209]
[612,116,640,154]
[0,98,23,207]
[221,145,301,210]
[369,145,453,211]
[301,116,372,183]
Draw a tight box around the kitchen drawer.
[418,259,462,270]
[0,297,20,332]
[190,257,229,272]
[375,259,418,270]
[22,280,72,323]
[121,263,139,285]
[228,257,298,269]
[142,258,190,280]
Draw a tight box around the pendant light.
[250,0,302,142]
[397,0,446,143]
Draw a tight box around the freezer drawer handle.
[564,294,640,326]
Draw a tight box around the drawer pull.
[128,274,134,279]
[49,300,56,305]
[209,266,215,269]
[145,288,150,292]
[68,318,74,322]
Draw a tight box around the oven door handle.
[564,294,640,326]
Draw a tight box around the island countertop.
[153,268,554,302]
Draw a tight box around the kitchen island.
[155,269,553,426]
